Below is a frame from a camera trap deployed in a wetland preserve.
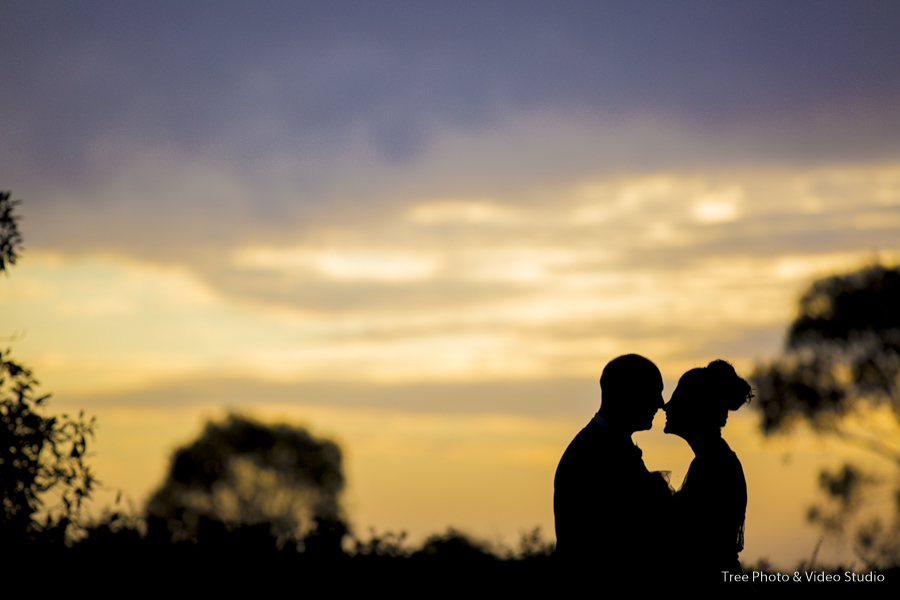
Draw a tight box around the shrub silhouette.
[146,414,346,551]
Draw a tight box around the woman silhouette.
[664,359,752,579]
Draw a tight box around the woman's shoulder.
[710,438,742,465]
[686,439,745,488]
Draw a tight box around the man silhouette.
[553,354,670,583]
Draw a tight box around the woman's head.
[663,360,752,438]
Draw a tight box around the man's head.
[598,354,664,433]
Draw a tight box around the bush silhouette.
[146,414,347,551]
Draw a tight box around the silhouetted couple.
[554,354,752,590]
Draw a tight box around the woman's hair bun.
[706,359,753,411]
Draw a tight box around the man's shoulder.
[556,419,650,484]
[555,420,618,480]
[559,420,605,456]
[564,419,629,454]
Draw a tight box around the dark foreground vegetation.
[14,520,558,595]
[9,515,900,598]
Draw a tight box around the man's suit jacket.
[554,417,670,576]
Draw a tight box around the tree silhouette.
[0,351,97,544]
[1,190,97,544]
[0,191,23,273]
[146,414,347,551]
[752,263,900,566]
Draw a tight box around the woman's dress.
[672,437,747,577]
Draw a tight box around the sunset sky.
[2,1,900,568]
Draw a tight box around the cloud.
[9,159,898,395]
[3,1,900,189]
[3,3,900,399]
[232,246,440,282]
[692,186,744,224]
[407,200,521,226]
